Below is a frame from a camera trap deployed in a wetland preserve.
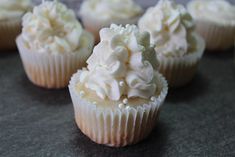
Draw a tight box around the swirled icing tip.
[99,24,139,41]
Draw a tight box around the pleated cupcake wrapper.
[0,19,21,50]
[68,70,168,147]
[195,19,235,50]
[80,14,140,43]
[16,32,94,89]
[158,34,205,87]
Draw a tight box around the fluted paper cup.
[194,19,235,51]
[0,19,21,50]
[16,31,94,89]
[157,34,205,87]
[68,70,168,147]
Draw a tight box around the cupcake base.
[16,31,94,89]
[195,19,235,51]
[157,34,205,87]
[69,70,168,147]
[0,19,21,50]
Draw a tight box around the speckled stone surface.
[0,0,235,157]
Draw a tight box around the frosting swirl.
[0,0,31,20]
[188,0,235,25]
[138,0,196,57]
[80,24,158,101]
[80,0,143,22]
[22,0,83,54]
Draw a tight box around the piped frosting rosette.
[69,24,168,147]
[16,0,94,88]
[139,0,205,87]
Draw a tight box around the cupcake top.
[187,0,235,25]
[80,0,143,22]
[22,0,83,54]
[79,24,158,101]
[138,0,196,57]
[0,0,31,20]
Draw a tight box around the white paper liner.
[157,34,205,87]
[0,19,21,50]
[16,31,94,89]
[68,70,168,147]
[194,19,235,50]
[80,13,141,43]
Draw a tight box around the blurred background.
[33,0,235,10]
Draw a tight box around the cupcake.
[79,0,143,43]
[0,0,31,50]
[16,0,94,89]
[187,0,235,51]
[138,0,205,87]
[69,24,168,147]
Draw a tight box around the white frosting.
[80,24,158,101]
[138,0,196,57]
[0,0,31,20]
[22,1,83,54]
[80,0,143,22]
[188,0,235,25]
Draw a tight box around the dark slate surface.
[1,0,235,157]
[1,49,235,157]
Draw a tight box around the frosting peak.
[80,0,143,21]
[138,0,195,57]
[80,24,158,101]
[188,0,235,25]
[22,0,83,54]
[0,0,31,20]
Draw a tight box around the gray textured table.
[1,0,235,157]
